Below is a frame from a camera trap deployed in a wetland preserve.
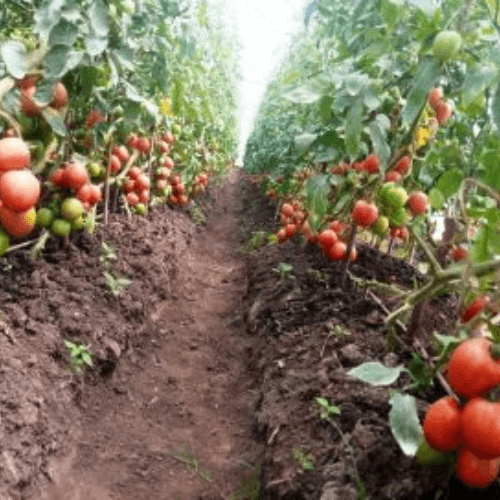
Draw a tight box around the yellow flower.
[160,97,174,117]
[416,127,430,147]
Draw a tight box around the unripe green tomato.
[36,207,54,228]
[71,215,85,231]
[415,436,451,467]
[386,186,408,208]
[135,203,147,215]
[61,198,84,221]
[88,162,103,178]
[372,215,389,236]
[390,207,410,227]
[432,30,462,62]
[51,219,72,237]
[0,230,10,257]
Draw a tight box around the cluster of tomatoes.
[428,87,453,126]
[423,329,500,489]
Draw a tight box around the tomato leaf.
[389,392,422,456]
[346,97,364,156]
[401,58,439,128]
[283,86,321,104]
[428,188,445,209]
[0,41,28,79]
[435,169,463,199]
[348,361,406,386]
[304,174,330,222]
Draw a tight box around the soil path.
[45,170,262,500]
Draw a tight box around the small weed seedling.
[104,269,132,296]
[308,268,326,280]
[243,231,267,253]
[314,397,366,499]
[64,340,93,373]
[169,443,212,483]
[189,203,206,225]
[100,241,117,265]
[273,262,294,280]
[291,446,314,471]
[100,241,131,296]
[227,460,260,500]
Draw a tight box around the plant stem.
[410,226,442,274]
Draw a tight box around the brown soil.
[0,169,497,500]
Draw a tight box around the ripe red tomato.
[329,241,347,260]
[112,145,130,164]
[407,191,429,216]
[461,399,500,459]
[394,156,412,175]
[329,220,344,234]
[456,446,500,489]
[0,170,41,211]
[50,82,68,109]
[451,245,468,261]
[285,223,297,238]
[363,154,380,174]
[127,133,139,149]
[276,228,287,243]
[126,192,139,206]
[138,190,150,204]
[164,157,175,169]
[0,205,36,237]
[0,138,30,171]
[460,296,490,323]
[135,175,150,192]
[385,171,402,183]
[445,337,500,399]
[422,396,463,452]
[436,101,452,125]
[351,200,378,227]
[318,229,337,249]
[63,162,89,191]
[127,166,142,180]
[157,141,170,154]
[281,203,294,217]
[85,109,104,128]
[109,154,121,174]
[76,184,93,204]
[428,88,443,110]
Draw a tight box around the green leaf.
[0,41,28,79]
[369,115,391,168]
[348,361,406,386]
[407,0,438,15]
[305,174,330,221]
[462,64,498,107]
[380,0,404,29]
[389,393,422,456]
[283,86,321,104]
[401,58,439,128]
[472,226,491,262]
[49,18,78,47]
[319,95,334,123]
[89,0,110,38]
[482,150,500,190]
[86,35,108,56]
[492,83,500,133]
[428,188,445,209]
[435,169,463,198]
[346,97,364,156]
[43,44,71,78]
[295,132,317,151]
[35,79,57,105]
[41,109,67,136]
